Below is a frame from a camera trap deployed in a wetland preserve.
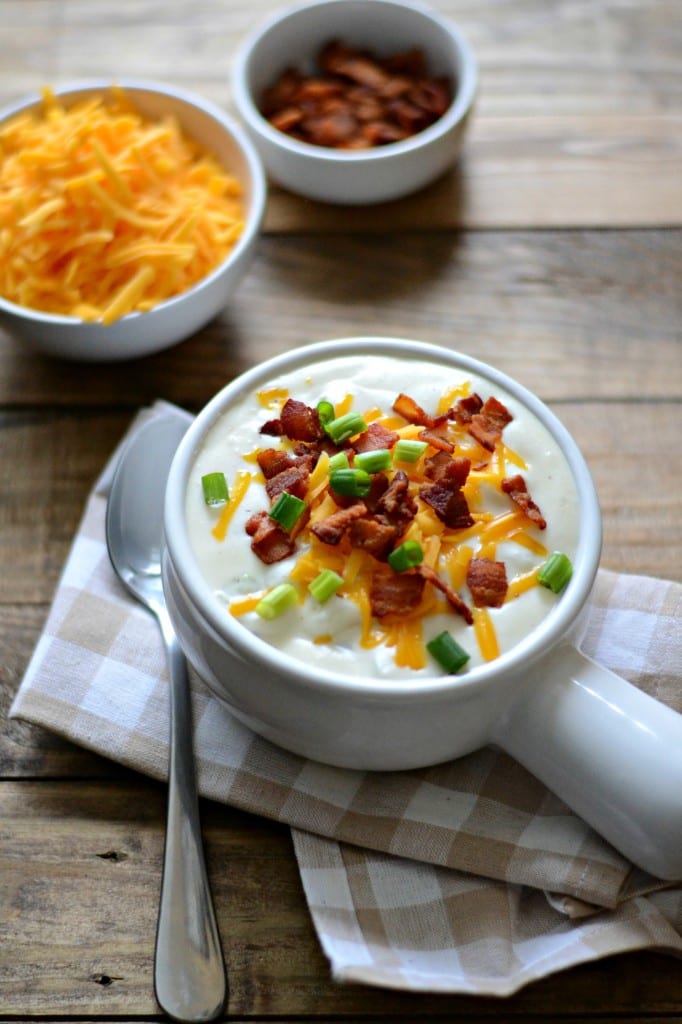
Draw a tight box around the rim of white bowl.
[164,337,603,700]
[0,79,267,327]
[231,0,478,162]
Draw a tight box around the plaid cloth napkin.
[10,402,682,996]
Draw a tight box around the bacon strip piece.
[418,564,473,624]
[310,502,368,545]
[451,393,483,424]
[501,474,547,529]
[259,418,284,436]
[264,461,311,501]
[418,428,454,453]
[352,420,399,453]
[466,557,508,608]
[245,511,296,564]
[420,481,474,530]
[279,398,324,442]
[257,448,295,479]
[424,453,471,487]
[392,392,436,428]
[374,469,417,531]
[468,396,513,452]
[348,517,398,559]
[369,568,425,618]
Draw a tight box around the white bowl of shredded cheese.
[161,337,682,880]
[0,80,266,361]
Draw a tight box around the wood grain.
[1,231,680,407]
[0,780,679,1017]
[1,1,680,228]
[1,0,680,1019]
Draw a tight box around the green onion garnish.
[328,450,350,472]
[268,491,306,531]
[255,583,298,620]
[537,551,573,593]
[201,472,229,507]
[329,468,372,498]
[387,539,424,572]
[317,399,335,426]
[324,411,368,445]
[308,568,344,603]
[426,631,470,673]
[394,439,428,463]
[354,448,392,474]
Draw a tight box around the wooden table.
[1,0,680,1019]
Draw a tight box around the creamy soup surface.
[185,354,580,678]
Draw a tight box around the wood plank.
[0,231,680,406]
[264,116,682,231]
[0,778,679,1017]
[0,3,680,228]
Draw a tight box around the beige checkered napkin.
[10,403,682,994]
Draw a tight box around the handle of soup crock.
[494,643,682,880]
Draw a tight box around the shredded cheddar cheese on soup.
[0,86,245,323]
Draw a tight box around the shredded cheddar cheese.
[0,86,245,323]
[212,471,252,542]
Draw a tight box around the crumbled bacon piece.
[501,474,547,529]
[418,564,473,625]
[262,42,451,150]
[451,393,483,424]
[363,472,391,513]
[264,461,311,502]
[369,568,425,618]
[392,392,436,428]
[310,502,368,545]
[279,398,324,442]
[467,558,508,608]
[352,420,399,453]
[245,511,296,564]
[468,396,513,452]
[420,481,474,530]
[348,516,398,559]
[259,418,284,436]
[257,448,295,479]
[423,453,471,491]
[418,428,454,453]
[374,469,417,532]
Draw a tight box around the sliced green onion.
[255,583,298,620]
[317,399,335,426]
[328,450,350,472]
[324,411,368,445]
[394,439,428,463]
[201,471,229,507]
[308,568,344,603]
[427,631,470,673]
[537,551,573,593]
[268,491,307,531]
[388,539,424,572]
[354,448,392,474]
[329,468,372,498]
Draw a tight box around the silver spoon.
[106,412,227,1023]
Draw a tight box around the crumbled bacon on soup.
[466,558,509,608]
[234,382,558,667]
[501,474,547,529]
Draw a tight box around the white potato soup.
[185,353,580,679]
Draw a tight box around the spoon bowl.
[106,411,227,1023]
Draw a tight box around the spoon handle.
[154,608,227,1022]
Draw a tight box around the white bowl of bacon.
[231,0,477,204]
[163,336,682,879]
[0,80,266,361]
